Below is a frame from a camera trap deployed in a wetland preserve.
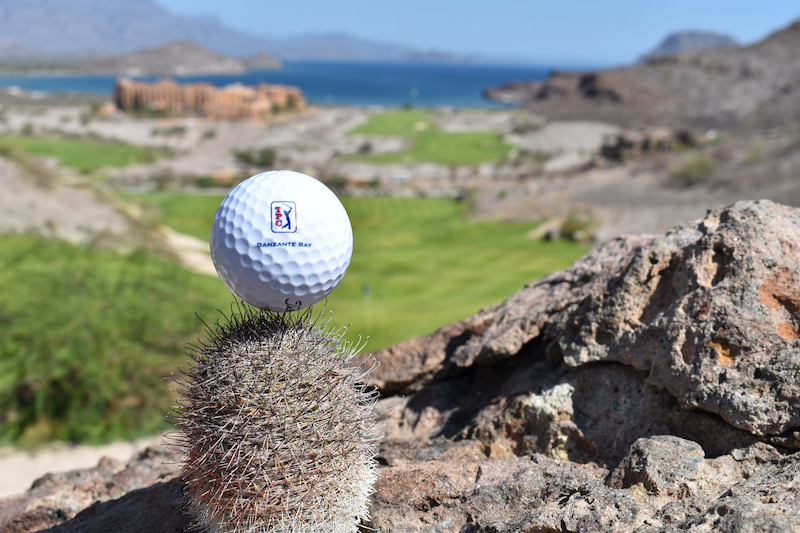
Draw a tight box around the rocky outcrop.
[243,52,282,71]
[1,200,798,532]
[0,447,186,533]
[639,31,739,62]
[485,18,800,129]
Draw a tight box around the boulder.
[1,199,798,532]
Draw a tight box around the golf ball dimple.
[210,170,353,311]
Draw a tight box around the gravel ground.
[0,157,132,243]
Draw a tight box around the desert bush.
[0,141,55,188]
[234,147,276,168]
[559,212,598,244]
[669,152,717,186]
[324,174,350,192]
[151,125,187,137]
[742,141,765,165]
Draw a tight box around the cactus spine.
[171,306,381,533]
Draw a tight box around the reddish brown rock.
[370,200,800,452]
[0,448,183,533]
[2,200,799,532]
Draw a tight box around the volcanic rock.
[1,199,799,532]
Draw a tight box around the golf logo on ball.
[210,170,353,311]
[271,201,296,233]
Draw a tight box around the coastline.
[0,61,550,108]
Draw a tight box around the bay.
[0,60,552,108]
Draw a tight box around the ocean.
[0,61,552,108]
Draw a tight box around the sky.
[156,0,800,66]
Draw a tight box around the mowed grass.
[138,192,588,351]
[329,197,585,348]
[0,136,160,172]
[0,235,232,445]
[134,192,223,238]
[348,109,513,165]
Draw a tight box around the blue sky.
[156,0,800,65]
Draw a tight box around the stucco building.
[114,79,306,122]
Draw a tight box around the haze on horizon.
[157,0,800,66]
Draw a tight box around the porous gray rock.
[1,199,799,533]
[0,447,186,533]
[368,199,800,452]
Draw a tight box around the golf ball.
[210,170,353,311]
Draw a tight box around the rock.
[367,199,800,448]
[2,199,799,532]
[543,151,594,174]
[0,447,184,533]
[367,438,800,532]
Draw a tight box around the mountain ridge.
[639,30,739,62]
[484,17,800,129]
[0,0,470,63]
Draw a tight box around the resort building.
[114,79,306,122]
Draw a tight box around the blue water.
[0,61,552,108]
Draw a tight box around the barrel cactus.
[170,306,381,532]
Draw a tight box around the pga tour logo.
[271,201,297,233]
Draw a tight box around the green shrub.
[0,235,231,445]
[234,147,276,167]
[742,142,764,165]
[0,141,55,188]
[151,125,187,137]
[669,152,717,186]
[559,213,597,244]
[323,174,350,192]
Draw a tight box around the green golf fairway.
[139,193,588,350]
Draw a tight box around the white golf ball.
[210,170,353,311]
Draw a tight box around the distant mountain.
[0,0,269,57]
[263,32,471,63]
[244,53,282,71]
[640,31,739,61]
[484,18,800,129]
[75,41,264,77]
[0,0,469,63]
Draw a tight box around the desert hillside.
[487,18,800,129]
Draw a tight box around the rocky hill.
[0,0,466,63]
[75,41,265,77]
[639,30,739,61]
[485,18,800,129]
[0,0,268,58]
[0,200,798,532]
